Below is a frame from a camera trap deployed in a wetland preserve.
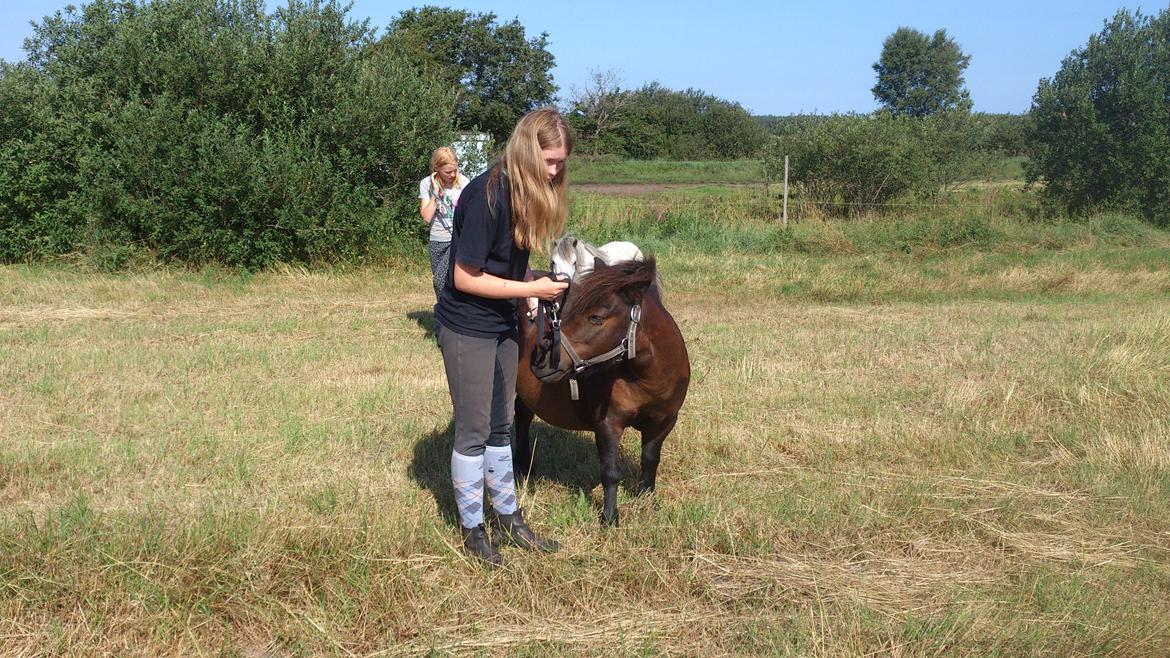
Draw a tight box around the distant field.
[569,156,1026,187]
[990,155,1027,181]
[2,215,1169,656]
[571,157,764,185]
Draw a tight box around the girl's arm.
[454,262,567,301]
[523,267,539,318]
[419,175,440,223]
[420,196,437,223]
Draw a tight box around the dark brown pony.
[514,256,690,525]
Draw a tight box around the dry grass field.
[2,222,1169,656]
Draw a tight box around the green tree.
[1026,9,1170,224]
[872,27,972,117]
[564,69,633,155]
[567,82,766,160]
[380,6,556,141]
[0,0,454,267]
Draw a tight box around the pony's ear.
[619,258,656,306]
[620,281,648,307]
[592,258,610,270]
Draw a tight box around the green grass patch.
[986,155,1027,181]
[571,157,763,184]
[568,155,1025,186]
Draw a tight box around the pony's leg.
[639,414,677,495]
[594,420,625,526]
[512,399,536,485]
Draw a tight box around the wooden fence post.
[782,155,789,227]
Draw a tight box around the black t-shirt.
[434,169,530,338]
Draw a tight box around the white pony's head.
[551,235,604,281]
[551,235,646,283]
[551,235,579,279]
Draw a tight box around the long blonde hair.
[487,108,573,253]
[430,146,460,192]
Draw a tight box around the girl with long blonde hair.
[432,108,572,566]
[419,146,469,300]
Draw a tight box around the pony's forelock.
[567,256,658,319]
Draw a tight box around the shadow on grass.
[406,309,436,341]
[408,420,459,527]
[516,422,639,499]
[408,418,639,528]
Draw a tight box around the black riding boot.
[491,509,560,553]
[461,525,505,567]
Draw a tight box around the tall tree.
[380,6,556,141]
[565,69,633,155]
[1027,9,1170,224]
[872,27,972,117]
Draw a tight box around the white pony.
[525,235,648,318]
[551,236,644,282]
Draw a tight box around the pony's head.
[551,235,579,279]
[559,256,658,363]
[551,234,610,282]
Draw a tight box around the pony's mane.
[567,256,658,318]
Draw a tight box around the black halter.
[530,275,568,383]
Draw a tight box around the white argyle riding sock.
[483,445,518,516]
[450,450,485,529]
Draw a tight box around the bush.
[1027,9,1170,226]
[761,112,997,215]
[567,83,767,160]
[763,113,923,213]
[0,0,455,267]
[0,63,89,260]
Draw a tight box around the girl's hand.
[527,276,568,302]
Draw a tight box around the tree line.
[0,0,557,267]
[565,77,767,160]
[759,14,1169,226]
[1,1,1166,268]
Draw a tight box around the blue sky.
[0,0,1151,115]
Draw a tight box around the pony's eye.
[589,315,604,325]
